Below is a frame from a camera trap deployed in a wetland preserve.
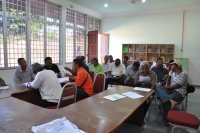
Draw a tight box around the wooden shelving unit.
[122,44,174,63]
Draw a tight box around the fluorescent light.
[104,3,108,8]
[142,0,146,3]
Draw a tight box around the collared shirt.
[43,64,61,74]
[171,71,187,97]
[89,64,104,75]
[126,65,138,80]
[135,70,157,88]
[108,63,126,76]
[30,70,62,103]
[102,62,110,73]
[151,66,168,82]
[13,66,35,84]
[75,67,93,96]
[124,63,129,69]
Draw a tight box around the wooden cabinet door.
[88,30,98,62]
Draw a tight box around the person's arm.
[100,65,104,73]
[29,73,42,89]
[13,70,21,84]
[165,83,182,90]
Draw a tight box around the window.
[65,9,86,63]
[0,15,3,68]
[6,0,26,67]
[46,2,60,63]
[87,15,100,31]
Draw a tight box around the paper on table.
[31,117,85,133]
[58,77,69,83]
[133,87,151,92]
[139,76,151,82]
[122,92,144,99]
[103,94,126,101]
[0,86,9,90]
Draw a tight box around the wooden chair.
[93,73,106,94]
[167,110,200,133]
[47,82,77,109]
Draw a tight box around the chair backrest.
[57,82,77,109]
[93,73,106,94]
[89,71,95,82]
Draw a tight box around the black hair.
[123,56,129,60]
[17,58,25,64]
[169,59,174,64]
[92,58,98,62]
[133,61,140,68]
[44,57,52,63]
[73,58,83,67]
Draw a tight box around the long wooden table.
[0,85,154,133]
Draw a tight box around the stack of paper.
[58,77,69,83]
[133,87,151,92]
[103,94,126,101]
[31,117,85,133]
[0,86,9,90]
[122,92,144,99]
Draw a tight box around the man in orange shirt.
[69,58,93,100]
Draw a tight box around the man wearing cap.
[156,60,188,121]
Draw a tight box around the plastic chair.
[93,73,106,94]
[167,110,200,133]
[47,82,77,109]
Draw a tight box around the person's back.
[30,69,62,103]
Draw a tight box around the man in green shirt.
[89,58,104,75]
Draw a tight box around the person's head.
[31,63,43,75]
[171,60,182,72]
[80,56,85,63]
[93,58,99,67]
[104,55,109,63]
[140,61,150,74]
[17,58,27,70]
[109,55,113,62]
[73,58,83,71]
[44,57,52,67]
[156,57,164,68]
[168,59,174,70]
[132,61,140,71]
[115,58,121,67]
[123,56,129,64]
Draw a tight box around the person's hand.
[65,73,72,77]
[64,66,71,71]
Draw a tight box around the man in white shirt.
[105,58,126,89]
[102,55,110,75]
[26,63,62,107]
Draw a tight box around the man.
[26,63,63,107]
[106,58,126,89]
[125,61,140,86]
[109,55,114,63]
[151,57,168,83]
[69,58,93,100]
[13,58,35,84]
[156,60,187,121]
[43,57,61,78]
[123,56,129,68]
[135,61,157,90]
[102,55,110,75]
[89,58,104,75]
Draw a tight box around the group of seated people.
[0,55,188,124]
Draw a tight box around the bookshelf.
[122,44,174,64]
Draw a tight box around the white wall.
[102,10,200,85]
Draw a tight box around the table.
[0,85,154,133]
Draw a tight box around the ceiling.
[68,0,200,16]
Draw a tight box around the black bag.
[186,83,195,93]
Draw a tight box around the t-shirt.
[30,70,62,103]
[89,64,104,75]
[102,62,110,73]
[43,64,60,74]
[75,67,93,96]
[108,63,126,76]
[151,66,168,82]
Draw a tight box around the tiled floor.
[116,87,200,133]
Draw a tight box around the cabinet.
[122,44,174,63]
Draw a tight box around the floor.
[116,87,200,133]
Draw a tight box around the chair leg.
[171,125,176,133]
